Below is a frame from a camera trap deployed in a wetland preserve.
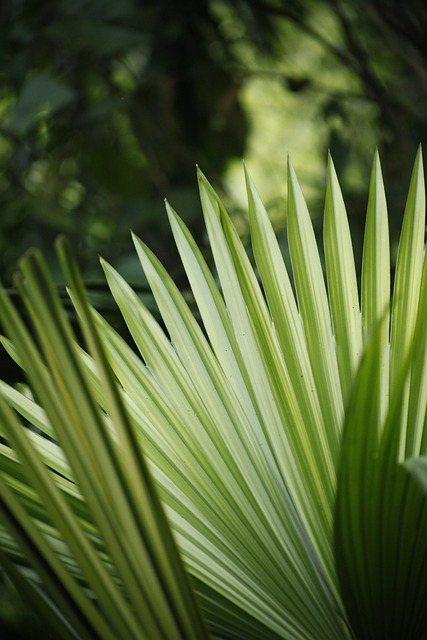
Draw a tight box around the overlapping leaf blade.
[98,257,292,638]
[244,166,334,506]
[287,160,343,464]
[0,149,426,640]
[101,219,347,637]
[0,245,208,640]
[198,171,336,565]
[335,148,427,640]
[335,321,427,639]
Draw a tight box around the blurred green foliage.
[0,0,426,286]
[0,570,48,639]
[0,0,253,283]
[0,0,425,283]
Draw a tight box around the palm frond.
[0,149,426,640]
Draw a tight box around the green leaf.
[323,153,362,400]
[360,149,390,429]
[404,457,427,493]
[0,243,208,640]
[8,74,75,134]
[389,147,426,456]
[335,302,427,639]
[103,231,344,638]
[1,149,426,640]
[287,158,343,464]
[245,165,336,511]
[335,149,427,640]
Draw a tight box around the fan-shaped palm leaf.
[0,149,426,639]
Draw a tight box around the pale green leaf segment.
[0,244,208,640]
[361,149,390,429]
[335,147,427,639]
[0,148,426,640]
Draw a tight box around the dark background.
[1,0,426,286]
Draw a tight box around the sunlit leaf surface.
[0,149,426,639]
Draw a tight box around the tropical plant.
[0,148,426,639]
